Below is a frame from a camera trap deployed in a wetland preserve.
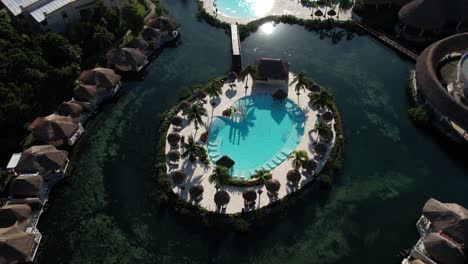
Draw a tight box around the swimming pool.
[215,0,275,19]
[207,94,305,179]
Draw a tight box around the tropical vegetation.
[181,136,207,163]
[251,169,272,187]
[312,121,333,141]
[288,150,309,170]
[308,87,334,109]
[208,165,230,185]
[239,64,258,90]
[185,104,208,134]
[291,71,309,104]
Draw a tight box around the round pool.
[215,0,275,19]
[207,94,305,179]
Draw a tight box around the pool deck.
[165,73,336,214]
[200,0,353,25]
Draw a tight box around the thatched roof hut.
[171,170,187,185]
[322,111,334,122]
[126,37,149,52]
[10,175,44,198]
[57,101,90,118]
[189,184,204,199]
[15,145,68,176]
[167,132,181,146]
[226,72,238,82]
[0,204,31,229]
[171,116,183,127]
[216,155,235,168]
[303,159,317,172]
[106,48,148,72]
[0,227,37,263]
[314,10,324,16]
[29,114,80,146]
[73,84,98,102]
[255,58,289,81]
[265,179,281,194]
[148,16,180,32]
[308,84,321,93]
[286,170,301,185]
[179,101,191,111]
[422,233,466,264]
[78,68,121,90]
[142,27,161,44]
[327,9,337,16]
[272,89,288,101]
[314,143,328,155]
[167,150,181,162]
[242,188,257,202]
[194,89,207,100]
[398,0,447,30]
[214,190,230,206]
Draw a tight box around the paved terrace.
[165,74,336,214]
[201,0,353,24]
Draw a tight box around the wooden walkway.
[231,24,242,71]
[354,21,418,63]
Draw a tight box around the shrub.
[408,106,431,125]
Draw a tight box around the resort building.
[56,100,93,124]
[106,47,149,73]
[0,0,128,33]
[28,114,84,146]
[414,33,468,142]
[402,198,468,264]
[254,58,290,86]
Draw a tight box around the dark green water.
[37,1,468,263]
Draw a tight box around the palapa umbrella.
[214,190,230,206]
[242,188,257,202]
[265,179,281,194]
[189,184,204,199]
[167,132,181,146]
[287,170,301,185]
[172,170,187,185]
[327,9,337,16]
[194,89,207,100]
[322,111,334,122]
[226,72,238,83]
[167,150,181,162]
[179,101,191,111]
[272,89,288,101]
[216,155,235,168]
[315,143,328,156]
[308,84,321,93]
[303,159,317,172]
[314,10,324,17]
[171,116,183,127]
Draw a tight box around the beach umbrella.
[167,150,181,162]
[303,159,317,172]
[322,111,334,122]
[216,155,235,168]
[171,116,183,127]
[194,89,207,100]
[327,10,337,16]
[179,101,191,111]
[172,170,187,185]
[286,170,301,185]
[272,89,288,101]
[315,143,328,155]
[214,190,230,206]
[226,72,238,83]
[167,132,181,146]
[189,184,204,199]
[265,179,281,194]
[314,10,324,17]
[242,188,257,201]
[308,84,321,93]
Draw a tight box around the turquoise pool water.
[208,94,305,178]
[215,0,275,19]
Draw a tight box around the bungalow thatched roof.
[106,48,147,72]
[415,33,468,132]
[29,114,79,145]
[214,190,230,206]
[286,170,301,184]
[148,16,180,32]
[167,133,181,145]
[57,101,88,118]
[398,0,447,30]
[423,233,466,264]
[0,204,31,229]
[172,170,187,185]
[242,188,257,201]
[15,145,68,175]
[167,150,181,161]
[10,175,44,198]
[189,184,204,199]
[142,27,161,43]
[171,116,183,127]
[272,89,288,100]
[255,58,289,81]
[126,37,149,52]
[78,68,121,90]
[265,179,280,193]
[314,143,328,155]
[216,155,235,168]
[0,227,37,263]
[73,84,98,102]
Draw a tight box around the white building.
[1,0,129,33]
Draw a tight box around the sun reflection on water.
[260,22,275,35]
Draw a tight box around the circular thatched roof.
[189,184,204,199]
[398,0,447,30]
[265,179,281,193]
[216,155,235,168]
[315,143,328,155]
[308,84,321,93]
[167,150,180,161]
[179,101,191,110]
[272,89,288,101]
[214,190,230,206]
[287,170,301,184]
[327,9,337,16]
[226,71,238,82]
[167,133,181,145]
[314,10,323,16]
[171,116,183,127]
[322,111,334,122]
[242,188,257,201]
[194,89,207,99]
[172,170,187,185]
[303,159,318,171]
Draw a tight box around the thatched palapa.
[106,48,148,72]
[265,179,280,194]
[167,132,181,146]
[216,155,235,168]
[322,111,334,122]
[0,204,31,229]
[314,143,328,155]
[0,227,37,263]
[148,16,180,32]
[10,175,44,198]
[422,233,466,264]
[171,170,187,185]
[214,190,230,206]
[78,68,121,90]
[171,116,183,127]
[167,150,181,162]
[242,188,257,201]
[398,0,447,30]
[286,170,301,185]
[272,89,288,101]
[29,114,81,146]
[226,72,238,83]
[255,58,289,81]
[189,184,204,199]
[15,145,68,176]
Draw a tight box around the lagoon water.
[37,0,468,263]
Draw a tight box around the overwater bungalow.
[254,58,290,86]
[125,37,151,56]
[56,100,93,124]
[106,47,148,73]
[9,175,45,200]
[147,16,181,33]
[77,67,122,96]
[28,114,84,146]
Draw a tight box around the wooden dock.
[354,21,418,63]
[231,24,242,71]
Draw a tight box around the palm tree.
[239,64,258,93]
[312,121,332,142]
[290,71,308,104]
[185,104,208,136]
[209,165,230,185]
[308,87,333,110]
[205,82,222,105]
[251,169,272,187]
[182,136,205,163]
[288,150,309,171]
